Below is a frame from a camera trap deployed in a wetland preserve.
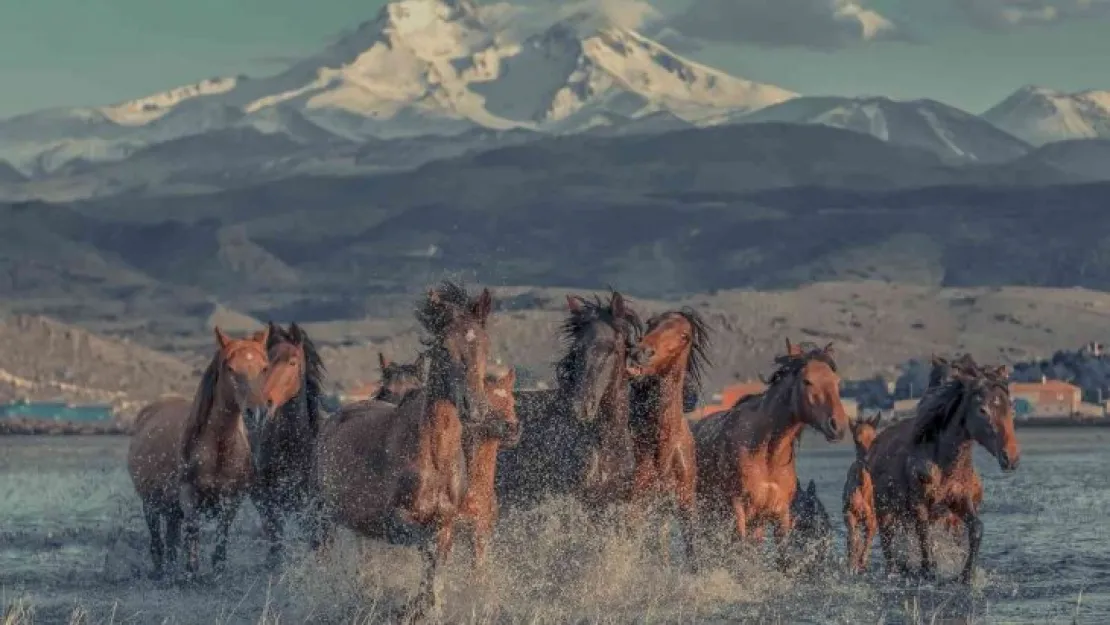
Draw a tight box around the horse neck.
[463,437,501,507]
[633,360,687,440]
[271,385,313,450]
[424,346,461,421]
[750,380,806,464]
[928,423,976,470]
[597,367,632,442]
[201,374,247,435]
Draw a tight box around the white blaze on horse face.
[493,389,508,398]
[465,329,476,343]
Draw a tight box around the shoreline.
[0,418,130,436]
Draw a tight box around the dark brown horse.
[868,362,1019,583]
[926,353,984,539]
[496,291,641,513]
[691,339,848,568]
[843,410,884,574]
[458,366,522,567]
[250,322,326,567]
[312,282,494,619]
[128,327,286,578]
[375,351,426,404]
[626,308,711,571]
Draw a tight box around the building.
[891,398,921,421]
[1010,378,1081,417]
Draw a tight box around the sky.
[0,0,1108,118]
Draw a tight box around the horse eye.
[803,379,813,387]
[682,334,690,343]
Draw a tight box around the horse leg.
[676,489,698,574]
[164,505,183,574]
[211,499,241,576]
[914,513,935,581]
[771,508,793,573]
[406,523,455,624]
[255,496,284,569]
[877,518,900,579]
[844,511,861,574]
[861,508,878,575]
[959,510,983,585]
[142,501,165,580]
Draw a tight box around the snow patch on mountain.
[982,85,1110,146]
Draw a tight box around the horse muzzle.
[820,416,846,442]
[998,450,1020,472]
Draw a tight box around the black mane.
[267,322,327,434]
[763,343,838,388]
[554,291,643,387]
[415,280,476,339]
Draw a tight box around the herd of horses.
[125,282,1021,620]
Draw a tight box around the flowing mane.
[179,350,223,475]
[671,307,712,395]
[416,280,475,340]
[912,366,1008,444]
[554,291,643,387]
[732,342,838,410]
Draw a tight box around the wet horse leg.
[164,505,183,574]
[676,487,698,573]
[406,523,455,624]
[141,501,165,579]
[959,510,983,584]
[877,517,901,578]
[861,506,878,574]
[211,498,242,575]
[255,494,284,568]
[770,507,793,572]
[914,511,935,581]
[844,512,862,574]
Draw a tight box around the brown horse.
[868,362,1019,583]
[458,366,522,567]
[843,410,884,574]
[312,282,494,619]
[496,291,641,514]
[926,353,984,539]
[626,308,711,571]
[250,322,326,568]
[691,339,848,568]
[128,327,285,578]
[375,351,427,404]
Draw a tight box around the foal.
[842,410,883,574]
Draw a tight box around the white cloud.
[665,0,909,50]
[956,0,1110,28]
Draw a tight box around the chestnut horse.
[250,322,326,567]
[496,291,641,514]
[868,362,1019,583]
[312,282,494,619]
[927,353,984,538]
[458,367,522,567]
[691,340,848,568]
[128,327,290,578]
[375,351,426,404]
[842,410,884,574]
[626,308,711,571]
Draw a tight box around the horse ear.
[427,288,440,305]
[566,294,584,313]
[289,322,305,345]
[413,352,427,379]
[807,480,817,496]
[379,352,390,372]
[251,325,270,346]
[611,292,627,318]
[501,367,516,388]
[823,342,835,357]
[874,411,884,427]
[472,288,493,325]
[214,326,231,349]
[994,364,1009,379]
[785,337,802,356]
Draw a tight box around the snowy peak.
[734,95,1030,163]
[983,85,1110,145]
[101,76,243,126]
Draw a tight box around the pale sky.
[1,0,1107,118]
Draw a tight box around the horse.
[625,307,712,571]
[496,291,642,515]
[457,366,522,567]
[842,410,884,574]
[250,321,326,568]
[787,478,834,574]
[867,362,1019,583]
[312,282,494,620]
[375,351,426,404]
[927,354,985,539]
[128,327,285,579]
[691,339,848,569]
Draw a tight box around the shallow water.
[0,431,1107,624]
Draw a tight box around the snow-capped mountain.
[982,86,1110,146]
[0,0,795,176]
[730,96,1031,163]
